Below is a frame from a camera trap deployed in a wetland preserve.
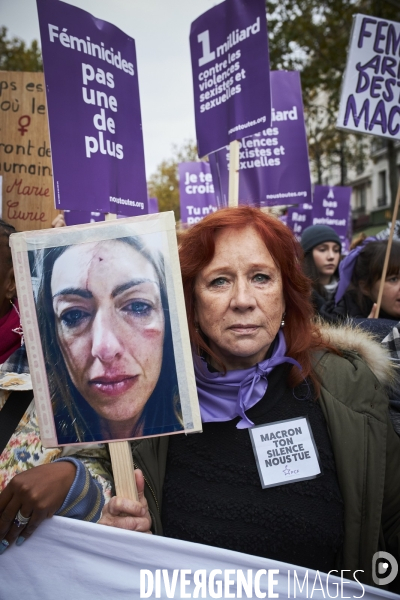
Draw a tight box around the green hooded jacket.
[130,345,400,588]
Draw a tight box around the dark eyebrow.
[53,288,93,299]
[112,278,159,298]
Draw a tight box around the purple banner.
[209,71,311,207]
[178,162,217,225]
[312,186,352,253]
[64,210,105,225]
[64,210,141,225]
[286,203,313,242]
[148,197,159,214]
[190,0,271,157]
[37,0,147,216]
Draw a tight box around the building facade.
[349,139,400,232]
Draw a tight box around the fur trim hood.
[318,322,396,387]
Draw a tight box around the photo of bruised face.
[51,240,164,440]
[33,234,182,444]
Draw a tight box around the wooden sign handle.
[228,140,240,207]
[104,212,138,501]
[108,441,138,501]
[375,180,400,317]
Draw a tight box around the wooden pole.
[375,181,400,317]
[228,140,240,207]
[105,212,138,501]
[108,442,138,500]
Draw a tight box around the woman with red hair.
[102,207,400,589]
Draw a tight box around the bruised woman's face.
[51,241,165,433]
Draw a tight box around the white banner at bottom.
[0,516,398,600]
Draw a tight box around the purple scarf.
[334,237,376,304]
[194,329,301,429]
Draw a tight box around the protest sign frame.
[287,203,313,242]
[178,162,217,225]
[209,71,312,209]
[0,71,60,231]
[190,0,275,209]
[337,13,400,316]
[189,0,272,159]
[36,0,148,216]
[337,14,400,142]
[10,212,201,498]
[312,186,353,254]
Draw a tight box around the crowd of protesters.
[1,210,400,591]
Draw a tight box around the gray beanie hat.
[300,225,342,254]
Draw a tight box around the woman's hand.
[368,303,378,319]
[0,461,76,552]
[98,469,152,534]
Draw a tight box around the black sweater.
[162,364,344,573]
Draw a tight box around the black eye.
[61,309,88,327]
[123,301,152,316]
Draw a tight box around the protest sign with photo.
[209,71,311,207]
[190,0,271,157]
[0,71,59,231]
[10,212,201,447]
[37,0,147,215]
[312,186,352,253]
[286,203,313,242]
[178,162,217,225]
[337,14,400,139]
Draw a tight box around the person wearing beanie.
[300,225,342,315]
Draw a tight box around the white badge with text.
[249,417,322,489]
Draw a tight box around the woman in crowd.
[34,235,182,444]
[0,219,117,553]
[102,207,400,588]
[300,224,342,314]
[321,239,400,322]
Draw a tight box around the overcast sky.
[1,0,219,178]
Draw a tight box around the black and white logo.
[372,551,398,586]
